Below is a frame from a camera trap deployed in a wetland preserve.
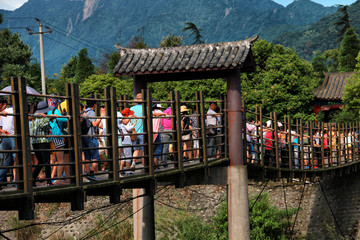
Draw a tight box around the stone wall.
[2,174,360,239]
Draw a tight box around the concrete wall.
[248,173,360,239]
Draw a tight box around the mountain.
[273,0,360,60]
[0,0,336,75]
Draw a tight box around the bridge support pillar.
[133,187,155,240]
[227,69,250,239]
[228,165,250,239]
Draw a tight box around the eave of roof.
[314,72,355,101]
[113,37,257,77]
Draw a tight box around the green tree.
[342,73,360,118]
[128,26,148,49]
[242,39,318,119]
[61,56,78,80]
[159,34,184,47]
[323,49,340,73]
[74,48,95,84]
[311,50,327,78]
[182,22,204,45]
[212,194,296,240]
[79,74,133,98]
[338,27,360,72]
[25,61,42,90]
[335,5,351,42]
[108,51,121,73]
[0,28,32,84]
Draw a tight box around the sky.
[0,0,357,10]
[274,0,356,6]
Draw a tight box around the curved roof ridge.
[113,37,257,76]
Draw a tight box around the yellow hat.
[180,105,190,112]
[59,100,68,114]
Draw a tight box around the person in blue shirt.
[130,93,144,168]
[47,99,69,184]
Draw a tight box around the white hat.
[266,120,271,127]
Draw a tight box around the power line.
[290,182,306,237]
[318,179,345,238]
[4,17,34,20]
[1,192,146,235]
[50,29,109,55]
[250,179,270,211]
[41,19,114,53]
[1,26,38,30]
[45,185,171,240]
[281,178,292,237]
[0,231,11,240]
[44,35,81,52]
[80,185,172,240]
[5,16,114,55]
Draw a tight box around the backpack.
[81,109,93,135]
[52,108,68,135]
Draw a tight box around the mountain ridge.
[0,0,336,75]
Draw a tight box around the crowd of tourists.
[245,117,358,169]
[0,93,223,190]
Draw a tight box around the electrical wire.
[79,185,172,240]
[290,182,306,238]
[318,179,345,238]
[4,16,113,55]
[2,193,145,235]
[156,197,225,212]
[0,231,11,240]
[250,178,270,211]
[281,178,292,237]
[41,19,113,53]
[188,188,224,201]
[44,35,81,52]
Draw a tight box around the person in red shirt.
[264,123,273,166]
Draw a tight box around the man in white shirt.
[0,99,15,187]
[206,102,220,157]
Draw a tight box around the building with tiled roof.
[113,38,257,82]
[314,72,355,117]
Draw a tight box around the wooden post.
[300,119,304,170]
[69,83,84,211]
[200,91,208,166]
[220,95,225,159]
[310,121,314,169]
[105,87,121,203]
[16,77,34,220]
[288,116,292,170]
[274,112,280,178]
[321,122,325,169]
[259,107,264,166]
[174,91,183,171]
[224,95,228,159]
[337,123,341,166]
[146,89,154,175]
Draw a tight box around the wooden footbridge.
[1,38,359,239]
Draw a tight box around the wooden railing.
[0,77,228,219]
[244,107,360,176]
[1,76,360,219]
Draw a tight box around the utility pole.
[26,18,53,95]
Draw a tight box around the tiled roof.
[113,37,257,76]
[314,72,355,100]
